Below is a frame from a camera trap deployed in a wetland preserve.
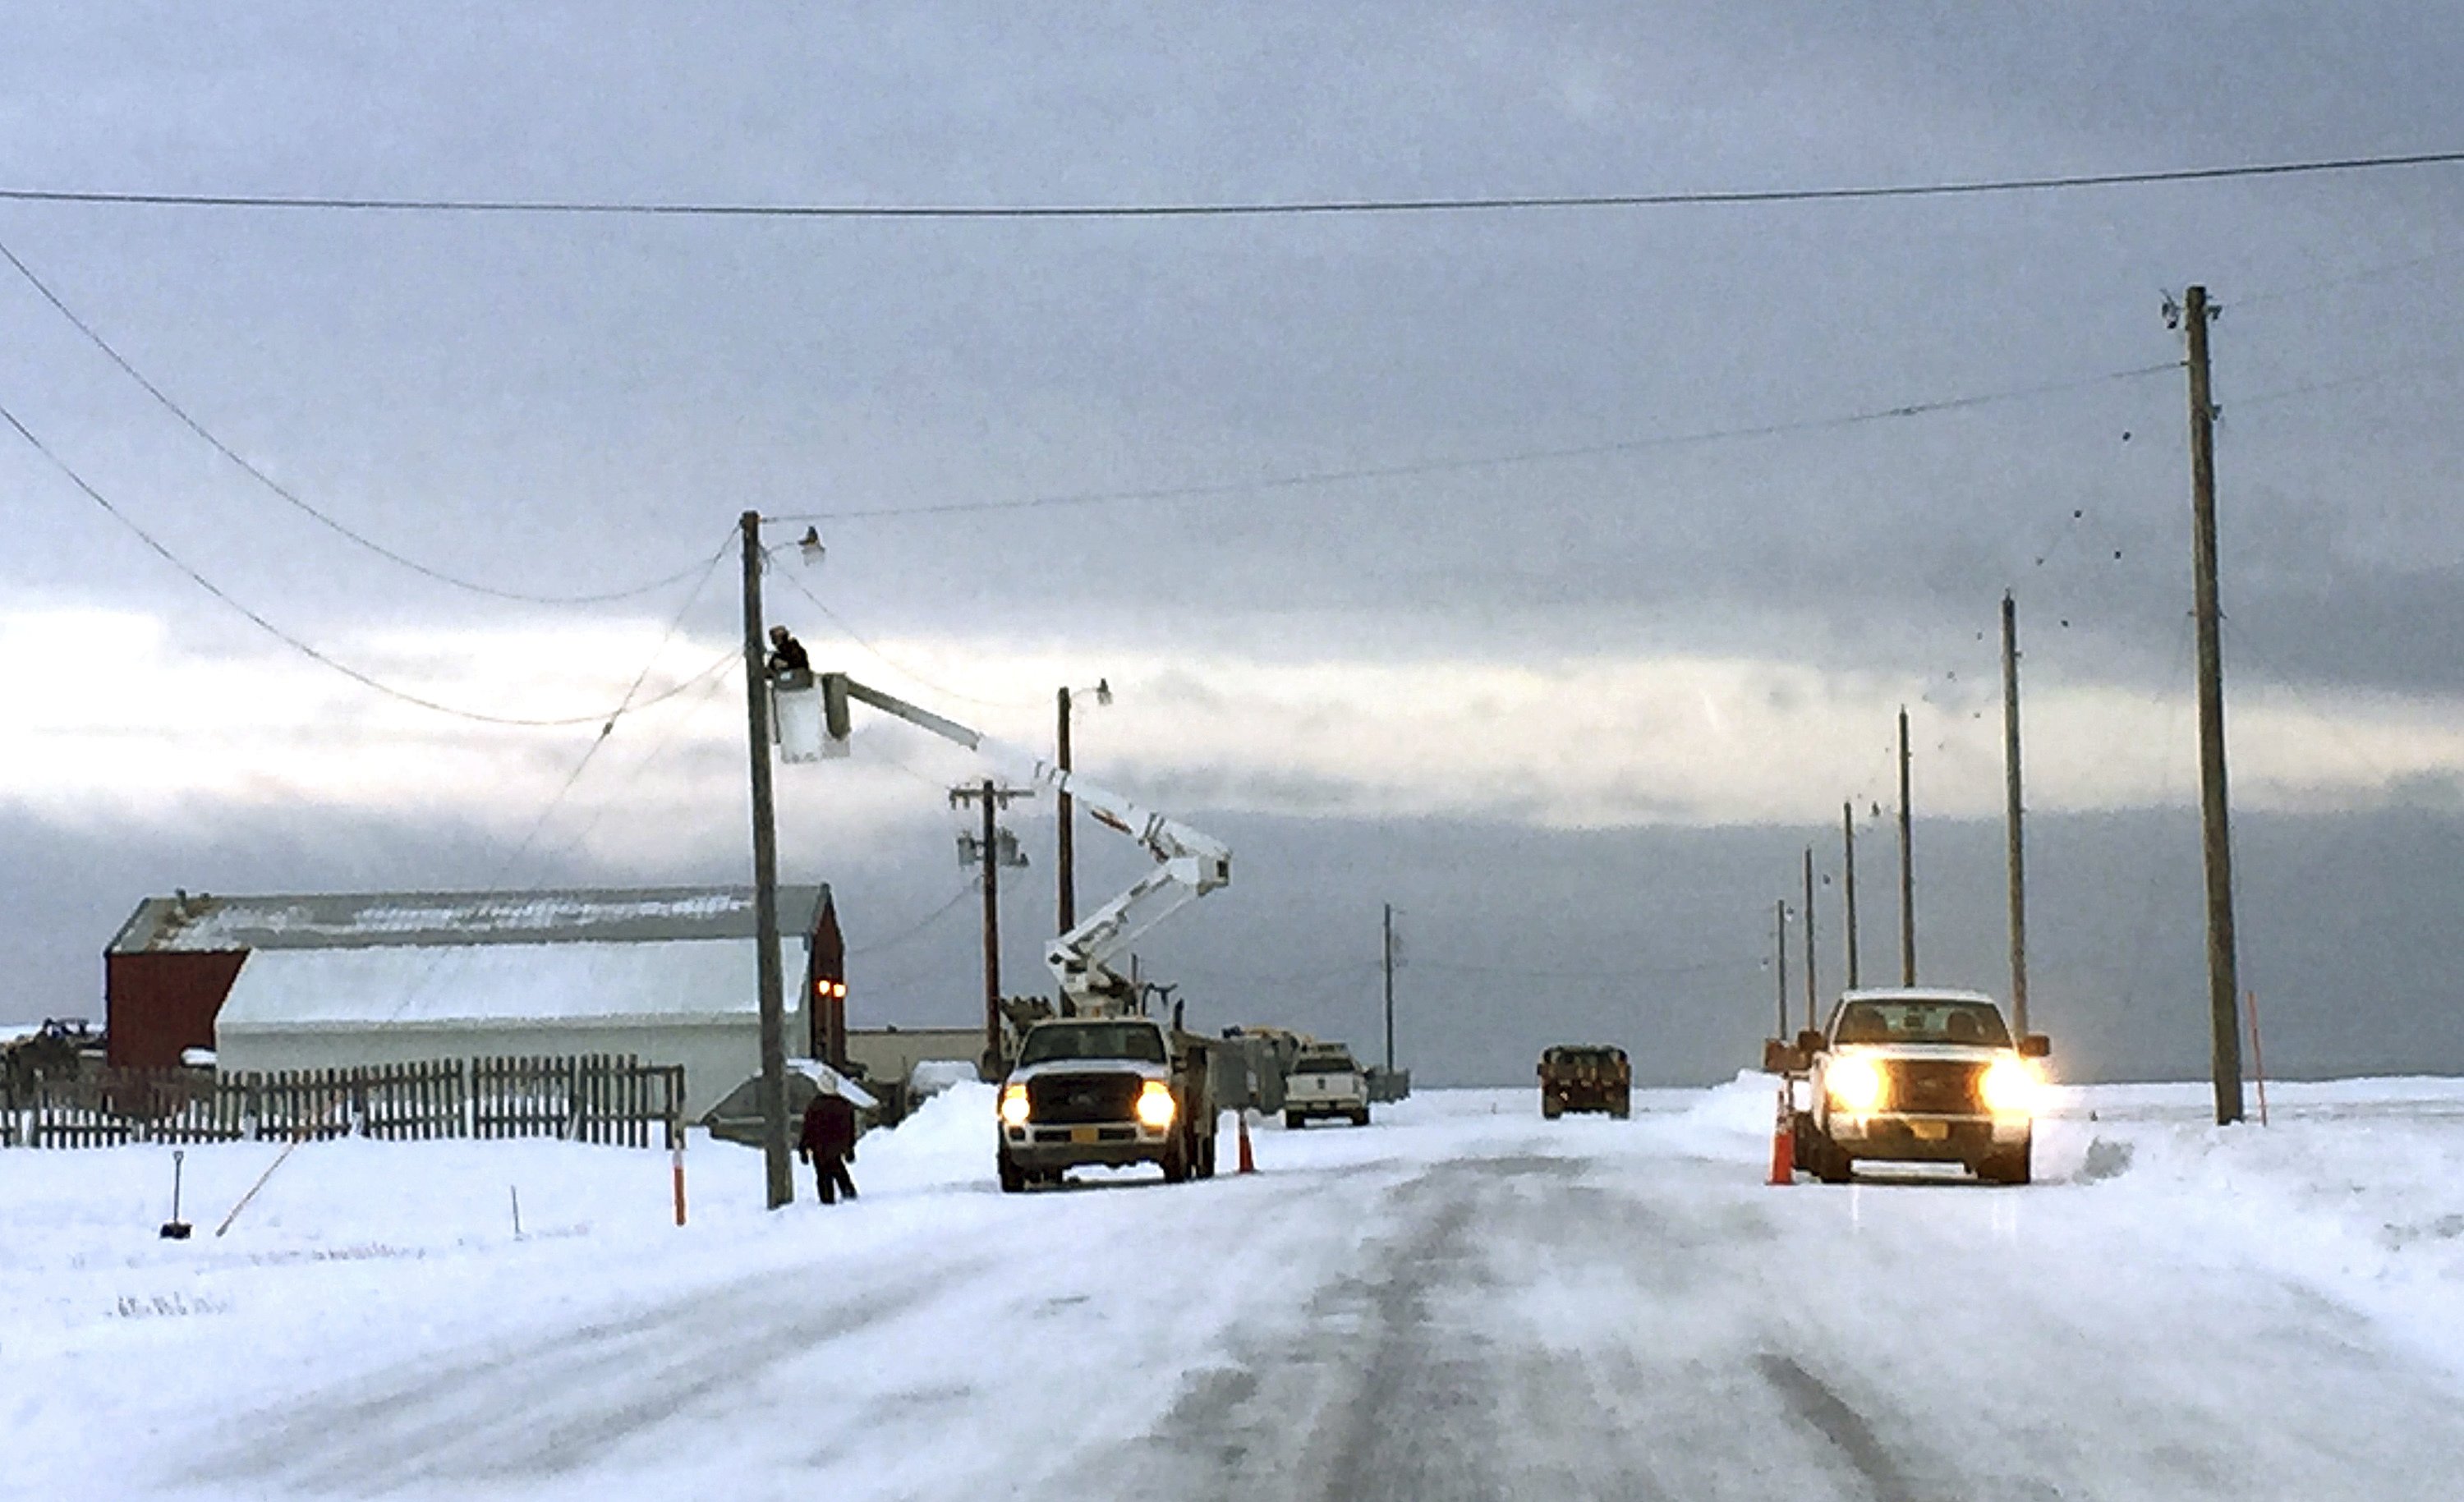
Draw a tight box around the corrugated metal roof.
[110,884,831,954]
[214,939,806,1031]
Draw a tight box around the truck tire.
[1542,1097,1563,1120]
[997,1151,1026,1194]
[1811,1134,1853,1185]
[1610,1095,1631,1120]
[1349,1109,1370,1128]
[1198,1130,1216,1178]
[1162,1136,1191,1184]
[1285,1110,1304,1130]
[1979,1144,2033,1186]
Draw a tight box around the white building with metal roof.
[106,886,837,1117]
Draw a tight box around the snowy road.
[12,1083,2464,1500]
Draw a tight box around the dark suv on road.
[1538,1045,1631,1119]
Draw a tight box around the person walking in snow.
[798,1087,860,1205]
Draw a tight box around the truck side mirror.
[2019,1034,2052,1059]
[1762,1039,1806,1074]
[1795,1029,1827,1056]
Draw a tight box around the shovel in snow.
[160,1149,192,1240]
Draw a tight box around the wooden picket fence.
[2,1055,681,1150]
[471,1054,682,1148]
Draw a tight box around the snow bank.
[2052,1079,2464,1380]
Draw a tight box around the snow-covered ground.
[7,1077,2464,1500]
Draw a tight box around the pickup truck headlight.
[999,1083,1031,1128]
[1826,1055,1887,1114]
[1135,1080,1177,1129]
[1981,1057,2042,1117]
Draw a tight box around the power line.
[2,394,735,728]
[489,543,734,875]
[771,565,1050,710]
[0,234,712,606]
[775,361,2179,526]
[846,885,980,957]
[5,148,2461,220]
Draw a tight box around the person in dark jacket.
[766,626,811,681]
[798,1088,860,1204]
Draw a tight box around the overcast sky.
[6,4,2464,1083]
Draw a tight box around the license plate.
[1910,1120,1950,1141]
[1070,1126,1098,1145]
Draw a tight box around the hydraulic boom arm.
[818,673,1231,1014]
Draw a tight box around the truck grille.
[1891,1059,1986,1114]
[1027,1073,1140,1124]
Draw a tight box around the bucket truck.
[811,673,1231,1189]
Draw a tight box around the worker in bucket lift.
[798,1087,859,1204]
[766,625,811,682]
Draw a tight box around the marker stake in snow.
[1767,1082,1795,1186]
[510,1185,523,1238]
[672,1137,687,1226]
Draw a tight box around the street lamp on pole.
[1055,678,1111,937]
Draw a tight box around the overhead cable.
[3,148,2460,220]
[779,361,2181,525]
[773,565,1050,710]
[0,234,711,606]
[2,396,735,728]
[845,885,981,957]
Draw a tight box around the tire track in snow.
[1130,1151,1685,1502]
[190,1253,986,1495]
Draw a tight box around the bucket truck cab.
[995,1019,1219,1191]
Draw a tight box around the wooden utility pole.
[2002,590,2031,1038]
[1773,899,1789,1037]
[979,778,1000,1064]
[738,510,793,1210]
[2181,283,2246,1124]
[1801,847,1818,1031]
[1897,706,1917,986]
[1841,801,1861,990]
[1056,687,1077,937]
[953,780,1034,1077]
[1382,903,1397,1071]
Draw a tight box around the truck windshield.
[1018,1022,1168,1066]
[1832,1000,2011,1047]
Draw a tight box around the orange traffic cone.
[1768,1084,1795,1186]
[1237,1111,1257,1174]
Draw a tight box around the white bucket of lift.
[773,673,828,763]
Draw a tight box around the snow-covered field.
[7,1077,2464,1500]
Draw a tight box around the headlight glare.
[1982,1057,2042,1116]
[999,1084,1031,1127]
[1135,1080,1177,1129]
[1827,1056,1887,1114]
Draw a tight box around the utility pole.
[1056,687,1076,937]
[952,780,1034,1078]
[2180,283,2246,1125]
[1773,900,1789,1038]
[1841,801,1861,990]
[2002,590,2031,1038]
[1382,903,1397,1072]
[738,511,793,1211]
[1055,679,1109,939]
[1897,706,1917,986]
[1802,847,1818,1031]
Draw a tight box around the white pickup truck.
[1283,1045,1371,1128]
[1777,987,2051,1185]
